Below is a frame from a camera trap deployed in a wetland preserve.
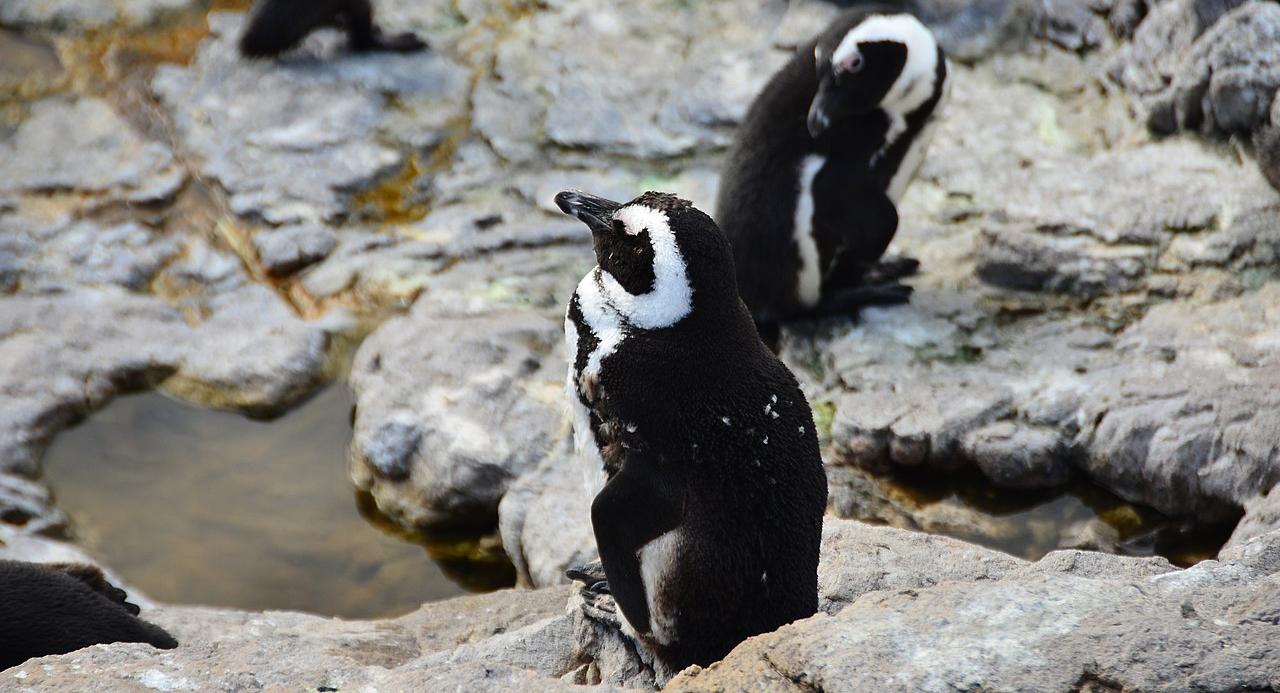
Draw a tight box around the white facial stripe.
[574,271,626,377]
[794,155,826,308]
[598,205,693,330]
[831,14,939,116]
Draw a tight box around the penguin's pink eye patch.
[834,51,864,77]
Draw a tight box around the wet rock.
[152,13,468,224]
[0,0,199,31]
[0,97,184,207]
[251,223,337,277]
[962,421,1072,489]
[349,304,567,530]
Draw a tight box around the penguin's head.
[807,13,942,138]
[555,190,738,329]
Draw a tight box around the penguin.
[555,190,828,671]
[238,0,427,59]
[0,560,177,670]
[715,6,948,343]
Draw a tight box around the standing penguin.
[716,6,948,341]
[0,560,177,670]
[556,190,827,671]
[238,0,427,59]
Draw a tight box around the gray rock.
[349,304,567,529]
[251,224,337,276]
[0,472,67,537]
[0,282,331,476]
[3,218,181,292]
[498,443,597,589]
[1109,0,1251,99]
[671,531,1280,693]
[962,421,1072,488]
[1229,485,1280,549]
[151,12,469,224]
[0,97,184,206]
[1147,2,1280,136]
[0,0,199,31]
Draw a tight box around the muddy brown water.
[42,385,514,619]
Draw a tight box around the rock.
[0,97,184,207]
[1146,2,1280,136]
[0,472,67,537]
[1,217,181,292]
[962,421,1072,489]
[497,444,597,588]
[0,0,199,31]
[3,587,598,691]
[670,530,1280,693]
[1229,485,1280,549]
[151,12,469,224]
[1108,0,1252,100]
[251,223,337,276]
[349,304,567,530]
[0,283,331,476]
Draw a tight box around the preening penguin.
[0,560,177,670]
[238,0,427,59]
[716,6,948,339]
[556,190,827,671]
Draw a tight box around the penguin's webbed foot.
[566,559,610,595]
[354,29,428,53]
[815,282,913,317]
[865,255,920,284]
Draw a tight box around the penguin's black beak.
[555,191,623,234]
[807,94,834,139]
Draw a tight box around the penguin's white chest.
[793,154,827,309]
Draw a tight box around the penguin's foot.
[566,559,610,595]
[815,282,913,316]
[865,255,920,284]
[46,562,141,615]
[354,29,428,53]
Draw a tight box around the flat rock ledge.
[8,520,1279,692]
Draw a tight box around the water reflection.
[42,385,513,618]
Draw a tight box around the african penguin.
[556,190,827,671]
[0,560,177,670]
[716,6,948,341]
[239,0,427,59]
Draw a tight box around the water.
[831,465,1236,567]
[42,385,513,619]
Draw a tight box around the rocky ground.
[2,0,1280,689]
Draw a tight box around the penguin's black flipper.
[590,454,682,640]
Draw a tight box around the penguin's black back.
[597,301,827,669]
[0,561,177,670]
[715,3,934,323]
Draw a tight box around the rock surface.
[12,520,1275,692]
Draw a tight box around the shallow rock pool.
[42,385,513,618]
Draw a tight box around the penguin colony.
[717,5,948,340]
[0,561,177,670]
[0,3,951,675]
[556,190,828,670]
